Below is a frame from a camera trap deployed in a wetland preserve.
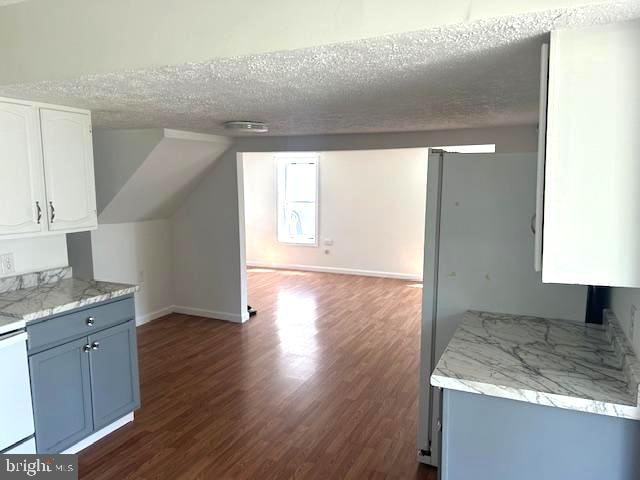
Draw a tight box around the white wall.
[172,150,248,323]
[95,129,231,224]
[90,220,173,325]
[243,148,428,279]
[172,126,538,321]
[0,235,68,278]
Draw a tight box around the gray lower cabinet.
[29,338,94,454]
[89,321,140,430]
[441,389,640,480]
[28,297,140,453]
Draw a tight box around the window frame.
[275,153,320,247]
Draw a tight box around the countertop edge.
[431,373,640,420]
[22,285,140,323]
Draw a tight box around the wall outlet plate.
[0,253,15,274]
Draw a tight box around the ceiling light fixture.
[223,121,269,134]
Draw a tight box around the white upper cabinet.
[40,109,97,232]
[540,19,640,287]
[0,102,47,236]
[0,98,97,238]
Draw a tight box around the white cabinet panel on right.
[40,109,97,232]
[542,19,640,288]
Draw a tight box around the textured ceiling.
[1,3,640,136]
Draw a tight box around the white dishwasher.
[0,326,36,454]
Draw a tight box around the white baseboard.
[136,305,174,326]
[62,413,134,454]
[247,262,422,282]
[173,305,249,323]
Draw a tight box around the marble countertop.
[431,310,640,420]
[0,278,139,323]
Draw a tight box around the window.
[277,154,319,245]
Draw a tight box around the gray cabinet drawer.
[27,297,135,352]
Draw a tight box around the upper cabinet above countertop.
[0,97,97,239]
[535,19,640,288]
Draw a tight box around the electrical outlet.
[137,270,145,283]
[0,253,15,274]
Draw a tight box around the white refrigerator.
[416,151,588,467]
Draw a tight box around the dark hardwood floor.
[79,269,435,479]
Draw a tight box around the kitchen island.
[431,310,640,480]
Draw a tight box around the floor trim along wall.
[246,262,423,282]
[136,305,175,326]
[173,306,250,323]
[62,413,134,454]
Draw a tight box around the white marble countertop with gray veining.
[0,278,139,323]
[431,310,640,420]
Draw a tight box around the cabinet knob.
[91,341,100,350]
[49,201,55,223]
[86,316,95,326]
[83,344,92,353]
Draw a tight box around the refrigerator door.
[0,331,35,452]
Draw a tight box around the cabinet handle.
[36,201,42,224]
[530,213,536,235]
[86,316,95,326]
[91,341,100,350]
[49,201,55,223]
[83,344,92,353]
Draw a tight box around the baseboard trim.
[247,262,422,281]
[62,412,134,454]
[173,306,248,323]
[136,306,174,326]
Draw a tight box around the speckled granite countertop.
[431,310,640,420]
[0,267,138,323]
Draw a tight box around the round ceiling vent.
[223,121,269,134]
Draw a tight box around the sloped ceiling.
[1,3,640,136]
[96,129,231,224]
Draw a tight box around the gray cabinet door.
[88,321,140,430]
[29,337,93,453]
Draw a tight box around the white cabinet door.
[40,108,97,232]
[543,21,640,287]
[0,102,46,236]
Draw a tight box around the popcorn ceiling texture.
[1,3,639,136]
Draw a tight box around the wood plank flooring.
[79,269,435,479]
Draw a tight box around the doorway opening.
[236,147,432,476]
